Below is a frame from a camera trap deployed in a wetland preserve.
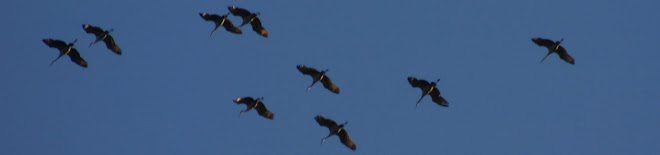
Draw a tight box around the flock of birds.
[41,5,576,151]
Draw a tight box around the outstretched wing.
[199,13,222,22]
[532,37,555,48]
[338,129,357,151]
[43,39,68,50]
[66,48,88,68]
[255,102,274,119]
[429,88,448,107]
[221,18,243,34]
[102,35,122,55]
[233,97,255,105]
[250,17,268,38]
[321,76,340,94]
[315,115,338,129]
[82,24,104,36]
[555,46,575,64]
[297,65,320,76]
[407,77,430,89]
[228,6,252,18]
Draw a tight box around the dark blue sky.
[2,0,659,154]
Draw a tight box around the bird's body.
[228,6,268,38]
[297,65,340,94]
[249,17,268,38]
[315,115,356,151]
[532,37,574,64]
[42,39,88,68]
[82,24,122,55]
[199,12,242,36]
[233,97,274,119]
[407,77,448,107]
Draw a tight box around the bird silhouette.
[82,24,122,55]
[532,37,575,64]
[297,65,339,94]
[228,6,268,38]
[233,97,274,119]
[42,39,88,68]
[199,12,242,36]
[407,76,448,107]
[315,115,356,151]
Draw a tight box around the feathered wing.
[297,65,320,76]
[321,77,340,94]
[228,6,252,17]
[43,39,68,50]
[315,115,338,129]
[82,24,104,36]
[555,46,575,64]
[532,37,555,47]
[221,19,243,34]
[407,77,430,89]
[66,48,88,68]
[250,17,268,38]
[255,102,274,119]
[429,88,448,107]
[199,13,222,22]
[233,97,255,105]
[337,129,356,151]
[103,35,122,55]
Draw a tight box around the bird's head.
[296,64,305,69]
[82,24,90,29]
[338,121,348,128]
[407,76,416,81]
[228,5,237,10]
[68,39,78,47]
[556,38,564,45]
[199,12,207,17]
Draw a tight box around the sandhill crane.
[407,77,448,107]
[82,24,122,55]
[296,65,339,94]
[227,6,268,38]
[315,115,356,151]
[233,97,274,119]
[532,37,575,64]
[42,39,88,68]
[199,12,242,36]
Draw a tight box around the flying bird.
[227,6,268,38]
[532,37,575,64]
[42,39,88,68]
[297,65,339,94]
[199,12,242,36]
[315,115,356,151]
[232,97,274,119]
[407,76,448,107]
[82,24,122,55]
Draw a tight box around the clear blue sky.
[2,0,659,154]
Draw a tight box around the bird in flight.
[228,6,268,38]
[407,76,448,107]
[315,115,356,151]
[199,12,242,36]
[82,24,122,55]
[42,38,88,68]
[297,64,340,94]
[232,97,274,119]
[532,37,575,65]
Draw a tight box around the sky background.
[2,0,659,154]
